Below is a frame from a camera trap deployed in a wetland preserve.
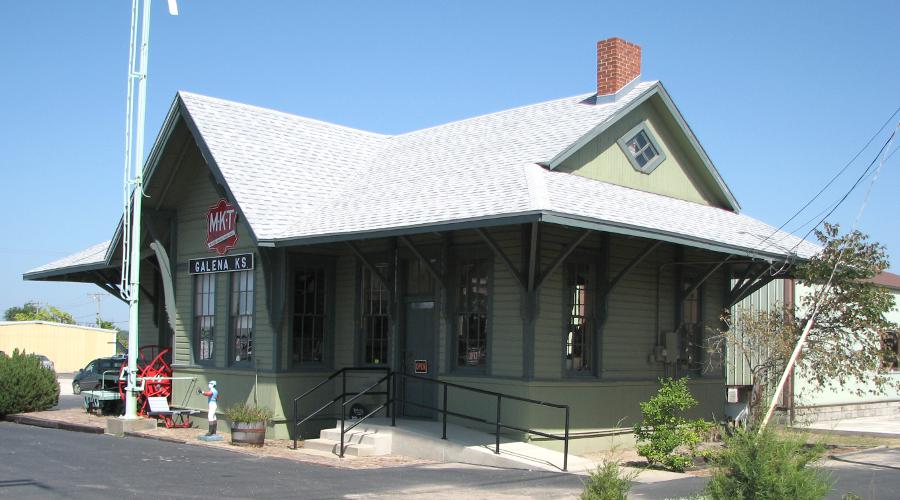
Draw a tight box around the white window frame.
[229,269,254,366]
[194,273,216,364]
[617,121,666,174]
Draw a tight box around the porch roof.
[24,240,113,281]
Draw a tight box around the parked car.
[32,354,55,371]
[72,356,125,395]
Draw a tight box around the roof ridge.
[390,90,601,138]
[177,91,392,139]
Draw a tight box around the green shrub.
[705,428,831,500]
[633,377,710,472]
[223,402,273,423]
[580,459,638,500]
[0,349,59,417]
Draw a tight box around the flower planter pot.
[230,421,266,446]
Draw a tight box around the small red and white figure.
[197,380,219,436]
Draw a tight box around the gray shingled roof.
[25,240,111,278]
[29,81,820,278]
[179,92,388,240]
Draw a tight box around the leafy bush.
[633,377,710,472]
[580,459,638,500]
[705,428,831,500]
[223,402,273,423]
[0,349,59,417]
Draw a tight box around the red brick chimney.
[597,38,641,96]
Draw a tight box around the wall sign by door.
[207,199,239,255]
[414,360,428,374]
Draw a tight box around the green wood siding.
[557,99,726,208]
[153,143,275,371]
[727,278,785,386]
[485,226,523,378]
[603,236,671,378]
[533,225,603,379]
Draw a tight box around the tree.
[712,223,898,419]
[95,319,128,355]
[3,302,75,324]
[96,318,119,331]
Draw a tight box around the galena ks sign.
[207,199,238,255]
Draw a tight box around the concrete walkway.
[314,417,691,485]
[800,414,900,438]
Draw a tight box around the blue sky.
[1,1,898,327]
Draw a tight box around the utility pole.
[88,293,104,327]
[120,0,179,421]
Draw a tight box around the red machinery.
[118,345,173,417]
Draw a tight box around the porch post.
[521,222,539,380]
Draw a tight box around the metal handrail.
[390,371,571,471]
[338,371,391,455]
[292,367,390,450]
[292,367,570,471]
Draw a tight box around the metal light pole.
[120,0,178,420]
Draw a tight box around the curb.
[830,445,888,460]
[5,413,200,446]
[4,414,104,434]
[124,431,189,445]
[792,426,900,440]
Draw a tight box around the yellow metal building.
[0,321,116,372]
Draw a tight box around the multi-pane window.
[194,274,216,362]
[292,266,326,364]
[361,265,390,365]
[882,330,899,371]
[456,258,489,367]
[618,123,665,173]
[230,270,254,364]
[565,262,593,373]
[625,129,659,168]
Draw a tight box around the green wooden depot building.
[26,38,817,451]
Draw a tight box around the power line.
[778,105,900,234]
[752,105,900,256]
[792,125,897,250]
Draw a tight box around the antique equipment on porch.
[116,345,174,416]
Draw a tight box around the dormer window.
[618,122,666,173]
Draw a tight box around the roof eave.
[539,212,803,263]
[258,212,545,247]
[258,210,806,263]
[23,261,117,282]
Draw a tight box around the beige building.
[0,321,116,372]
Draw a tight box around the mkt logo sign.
[206,199,238,255]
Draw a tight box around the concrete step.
[302,437,381,457]
[320,429,390,451]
